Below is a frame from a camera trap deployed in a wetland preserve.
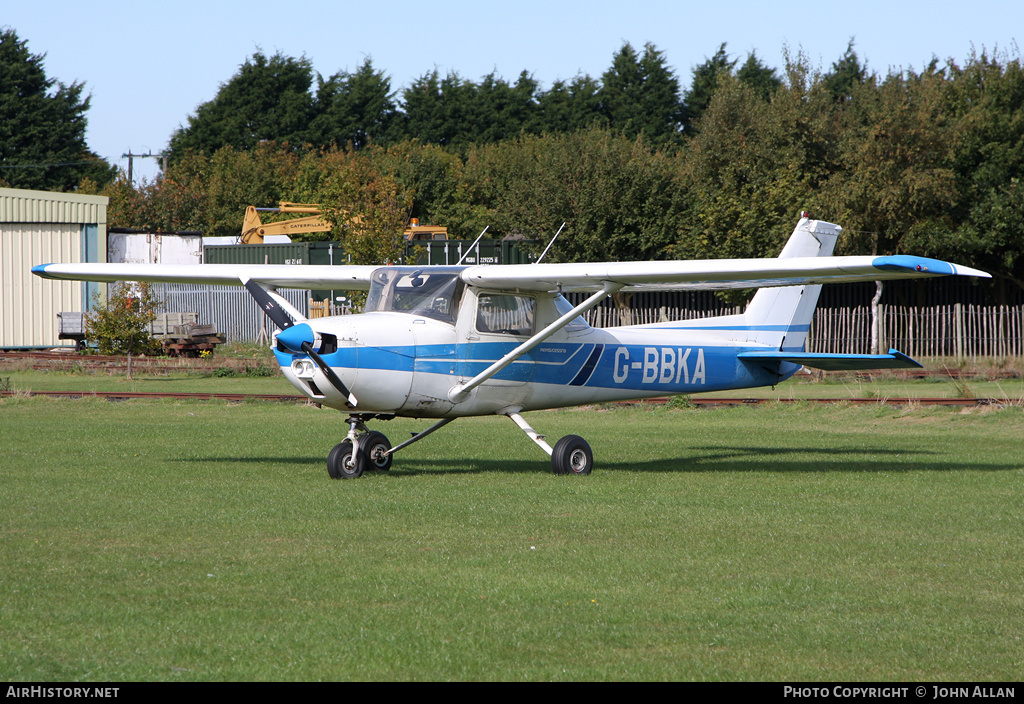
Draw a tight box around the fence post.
[954,302,963,360]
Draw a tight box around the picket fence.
[808,304,1024,359]
[156,285,1023,359]
[582,302,1024,359]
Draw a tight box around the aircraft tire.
[327,439,363,479]
[359,431,393,471]
[551,435,593,475]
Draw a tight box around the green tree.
[681,43,736,134]
[939,49,1024,295]
[681,44,782,136]
[0,28,115,191]
[536,74,606,133]
[307,58,397,150]
[396,70,478,147]
[86,282,161,365]
[464,128,682,262]
[203,143,302,237]
[371,140,489,238]
[736,51,783,101]
[599,42,684,145]
[822,40,870,101]
[470,71,541,143]
[674,69,840,266]
[166,51,314,160]
[288,148,411,263]
[820,66,958,258]
[104,152,210,233]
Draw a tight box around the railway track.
[0,389,1009,407]
[0,350,267,374]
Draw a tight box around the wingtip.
[872,255,991,279]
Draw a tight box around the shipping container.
[203,241,312,266]
[109,230,202,265]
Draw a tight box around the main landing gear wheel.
[551,435,593,475]
[359,431,393,472]
[327,439,363,479]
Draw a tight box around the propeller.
[243,278,358,408]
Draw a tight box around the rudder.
[741,216,842,350]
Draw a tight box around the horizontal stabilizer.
[737,349,922,371]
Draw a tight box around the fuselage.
[274,272,797,417]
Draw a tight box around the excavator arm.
[240,203,332,244]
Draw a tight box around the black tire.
[327,439,363,479]
[358,431,393,471]
[551,435,593,475]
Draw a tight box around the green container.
[202,238,537,305]
[203,242,312,266]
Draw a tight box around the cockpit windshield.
[364,269,464,324]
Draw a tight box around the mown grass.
[1,397,1021,681]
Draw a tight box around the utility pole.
[122,150,168,183]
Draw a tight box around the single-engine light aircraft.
[33,215,989,477]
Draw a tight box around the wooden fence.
[156,285,1023,358]
[581,302,1024,359]
[809,304,1024,359]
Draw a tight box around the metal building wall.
[0,188,108,348]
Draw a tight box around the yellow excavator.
[240,203,448,243]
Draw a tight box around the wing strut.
[447,282,623,404]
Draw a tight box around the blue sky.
[5,0,1022,183]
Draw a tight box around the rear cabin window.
[476,294,535,336]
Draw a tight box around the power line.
[0,160,107,169]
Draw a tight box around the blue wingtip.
[872,255,956,276]
[31,264,55,278]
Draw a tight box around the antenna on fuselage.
[456,226,489,266]
[535,222,566,264]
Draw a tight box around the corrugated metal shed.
[1,187,108,348]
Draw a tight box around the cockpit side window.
[476,293,536,336]
[365,270,463,324]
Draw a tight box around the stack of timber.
[150,312,225,357]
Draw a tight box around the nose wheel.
[327,417,393,479]
[327,439,361,479]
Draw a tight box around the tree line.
[2,27,1022,301]
[117,44,1024,301]
[164,42,776,156]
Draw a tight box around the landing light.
[292,358,317,378]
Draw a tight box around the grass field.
[1,395,1022,681]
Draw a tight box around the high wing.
[31,263,380,290]
[33,254,988,292]
[460,255,990,292]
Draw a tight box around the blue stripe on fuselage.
[276,340,790,393]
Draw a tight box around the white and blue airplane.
[33,215,989,478]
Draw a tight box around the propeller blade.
[242,278,295,331]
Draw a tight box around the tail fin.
[742,216,841,350]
